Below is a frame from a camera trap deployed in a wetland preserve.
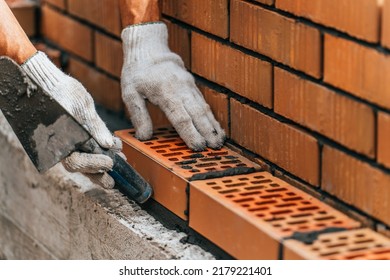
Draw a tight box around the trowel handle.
[108,153,153,204]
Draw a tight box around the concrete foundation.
[0,111,213,260]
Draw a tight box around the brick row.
[192,33,273,108]
[276,0,380,43]
[231,99,319,186]
[94,32,123,78]
[230,0,321,78]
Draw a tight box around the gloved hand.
[121,22,226,151]
[22,51,119,189]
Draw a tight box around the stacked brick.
[9,0,390,251]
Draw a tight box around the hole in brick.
[238,177,249,181]
[318,211,327,214]
[256,213,265,218]
[157,127,169,131]
[281,228,292,232]
[349,247,370,252]
[265,217,286,222]
[251,179,273,184]
[219,189,239,194]
[141,137,158,141]
[162,152,184,157]
[236,163,247,167]
[270,209,293,215]
[354,239,375,244]
[275,203,296,208]
[282,196,303,202]
[205,168,217,171]
[240,191,262,196]
[355,234,366,238]
[298,206,320,211]
[162,135,178,139]
[316,223,326,227]
[320,251,339,257]
[181,165,192,170]
[242,204,250,208]
[207,182,217,185]
[270,183,280,187]
[255,199,277,205]
[225,155,238,159]
[245,186,265,191]
[168,158,179,162]
[375,244,384,248]
[249,207,269,212]
[196,162,218,168]
[273,224,282,228]
[233,198,254,203]
[200,157,221,162]
[312,247,319,251]
[151,144,171,149]
[254,175,265,179]
[143,142,154,145]
[298,226,309,230]
[157,139,177,143]
[291,213,313,218]
[207,151,228,156]
[286,220,308,225]
[190,169,200,173]
[286,192,296,196]
[338,236,348,240]
[345,254,366,259]
[260,194,283,199]
[226,182,247,188]
[327,243,348,248]
[332,221,343,225]
[373,249,390,254]
[222,180,233,183]
[221,165,232,169]
[225,195,235,198]
[220,160,241,164]
[170,147,191,152]
[175,143,187,147]
[265,187,287,193]
[156,150,167,153]
[300,201,312,205]
[314,216,335,221]
[212,186,222,190]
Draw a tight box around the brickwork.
[9,0,390,251]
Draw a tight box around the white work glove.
[22,51,120,189]
[121,22,226,151]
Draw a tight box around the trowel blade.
[0,56,91,172]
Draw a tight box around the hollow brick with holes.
[115,128,260,220]
[189,172,360,259]
[284,228,390,260]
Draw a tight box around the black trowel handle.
[108,153,153,204]
[82,139,153,204]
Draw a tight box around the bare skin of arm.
[119,0,160,27]
[0,0,36,64]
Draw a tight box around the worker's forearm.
[0,0,36,64]
[119,0,160,27]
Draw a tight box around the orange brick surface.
[41,5,93,61]
[230,0,321,77]
[95,32,123,78]
[67,58,122,112]
[116,128,260,219]
[322,146,390,225]
[274,68,375,157]
[284,228,390,260]
[382,0,390,48]
[198,84,229,136]
[378,112,390,168]
[192,33,273,108]
[165,20,191,69]
[231,100,319,186]
[324,34,390,109]
[68,0,122,37]
[42,0,65,10]
[255,0,274,5]
[190,172,359,259]
[276,0,380,43]
[162,0,229,38]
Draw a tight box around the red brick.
[255,0,274,5]
[190,172,359,259]
[230,0,321,78]
[324,34,390,109]
[322,146,390,225]
[164,20,191,69]
[7,0,37,37]
[192,33,273,108]
[274,68,375,157]
[162,0,228,38]
[382,0,390,48]
[231,99,319,185]
[42,0,65,10]
[378,112,390,168]
[67,58,122,112]
[67,0,121,37]
[276,0,380,43]
[41,5,93,61]
[197,84,229,136]
[95,32,123,78]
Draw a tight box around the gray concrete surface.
[0,111,213,260]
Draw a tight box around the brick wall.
[11,0,390,229]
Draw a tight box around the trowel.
[0,56,152,204]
